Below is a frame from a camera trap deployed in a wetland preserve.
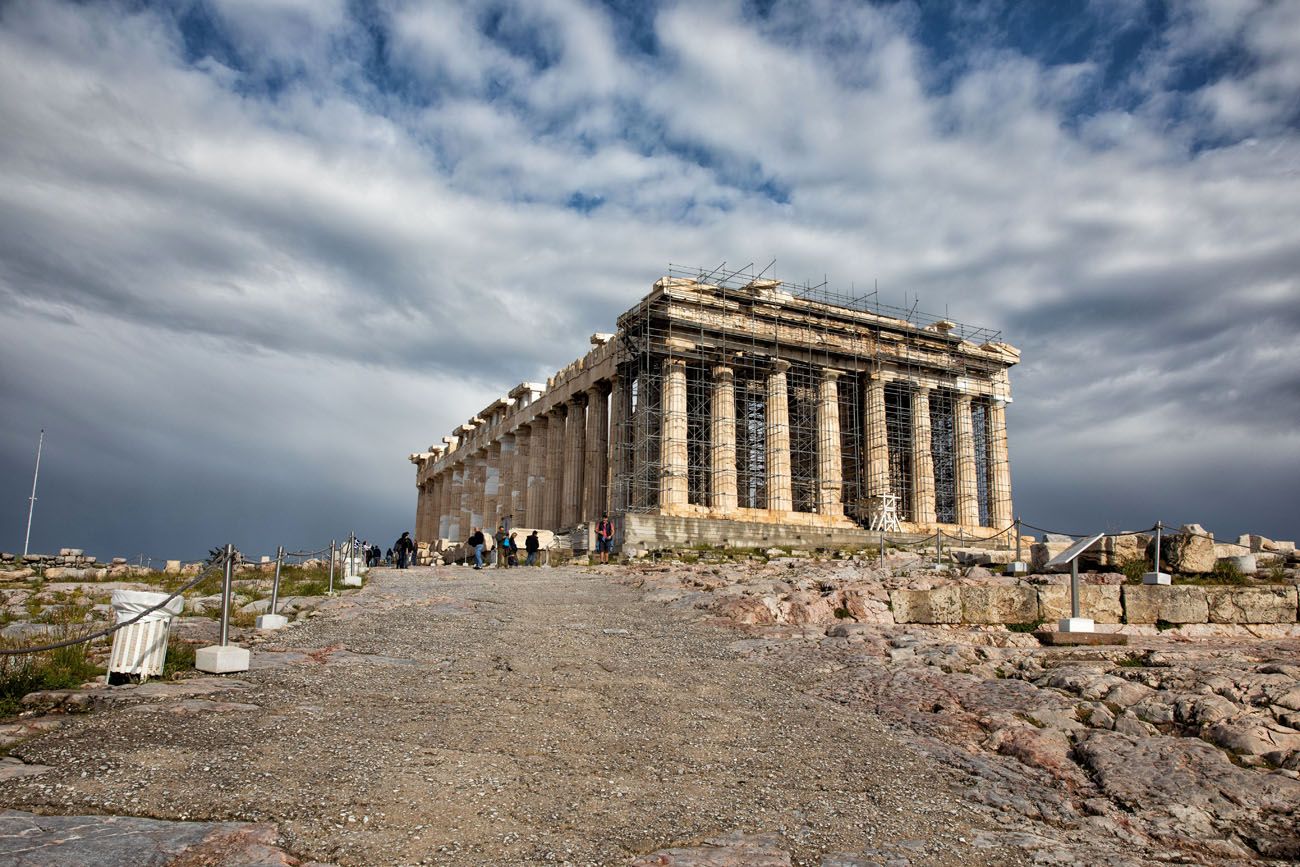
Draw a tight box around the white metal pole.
[22,429,44,558]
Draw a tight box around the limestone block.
[1030,541,1073,573]
[1037,586,1123,623]
[1122,585,1209,624]
[1220,554,1257,573]
[164,560,181,575]
[1099,534,1147,568]
[889,586,961,624]
[1268,540,1296,554]
[959,585,1038,624]
[1149,527,1216,574]
[1205,586,1298,624]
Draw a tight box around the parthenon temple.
[409,267,1020,551]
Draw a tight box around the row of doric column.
[414,357,1013,541]
[417,381,615,541]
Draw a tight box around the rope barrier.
[0,560,224,657]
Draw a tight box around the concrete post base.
[1142,572,1172,585]
[1004,561,1028,576]
[342,574,362,587]
[255,613,288,631]
[195,645,250,674]
[1058,617,1095,633]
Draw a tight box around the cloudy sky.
[1,0,1297,562]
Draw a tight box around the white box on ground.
[195,645,250,673]
[255,613,288,630]
[1058,617,1095,633]
[1142,571,1171,585]
[343,574,362,587]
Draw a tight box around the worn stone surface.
[1205,585,1298,624]
[1122,585,1209,624]
[0,810,322,866]
[889,586,961,623]
[1036,585,1123,623]
[958,586,1037,624]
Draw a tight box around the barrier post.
[328,540,336,594]
[218,543,234,647]
[1142,520,1171,584]
[1006,517,1028,576]
[256,545,290,631]
[196,543,251,673]
[879,528,885,570]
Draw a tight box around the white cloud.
[1,0,1297,554]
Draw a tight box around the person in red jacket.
[595,514,614,564]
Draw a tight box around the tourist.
[525,530,540,566]
[385,547,393,566]
[507,532,520,567]
[394,531,415,569]
[595,514,614,564]
[467,527,485,569]
[493,525,508,568]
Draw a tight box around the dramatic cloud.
[1,0,1297,560]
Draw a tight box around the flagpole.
[23,429,44,558]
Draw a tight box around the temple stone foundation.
[410,269,1020,552]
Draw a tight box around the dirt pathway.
[1,566,1022,866]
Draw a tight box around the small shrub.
[162,637,196,679]
[833,606,852,620]
[1118,556,1149,584]
[1155,619,1178,632]
[0,636,101,719]
[1116,653,1147,668]
[1007,619,1045,633]
[1209,560,1248,585]
[1266,562,1287,582]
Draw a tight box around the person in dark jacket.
[595,514,615,564]
[525,530,541,566]
[493,526,508,568]
[395,532,415,569]
[507,532,519,567]
[467,528,485,569]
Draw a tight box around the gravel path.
[1,566,1022,866]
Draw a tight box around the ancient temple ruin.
[409,267,1019,551]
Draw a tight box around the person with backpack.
[394,532,415,569]
[507,532,520,567]
[595,514,615,564]
[493,525,508,568]
[467,527,485,569]
[525,530,540,566]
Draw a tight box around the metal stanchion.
[1142,520,1170,584]
[1006,517,1028,576]
[878,528,885,570]
[270,546,283,615]
[218,543,234,647]
[328,539,336,594]
[196,543,250,672]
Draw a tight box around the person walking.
[595,514,615,564]
[525,530,540,566]
[468,527,485,569]
[493,525,508,568]
[507,532,520,567]
[395,532,415,569]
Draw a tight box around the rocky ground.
[0,561,1297,866]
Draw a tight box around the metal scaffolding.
[611,262,1011,530]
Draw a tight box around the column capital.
[713,364,734,378]
[821,367,844,381]
[663,356,687,370]
[771,359,791,374]
[567,392,586,407]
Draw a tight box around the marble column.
[432,473,446,539]
[954,393,980,527]
[512,425,531,527]
[544,406,566,528]
[562,395,586,527]
[526,416,548,527]
[471,450,488,530]
[864,372,891,498]
[987,398,1013,528]
[710,364,737,513]
[583,383,609,521]
[659,358,688,508]
[816,368,843,516]
[439,470,455,539]
[607,372,628,513]
[910,387,937,524]
[456,462,471,540]
[766,360,793,513]
[498,434,516,526]
[484,441,502,530]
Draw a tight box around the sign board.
[1045,533,1105,568]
